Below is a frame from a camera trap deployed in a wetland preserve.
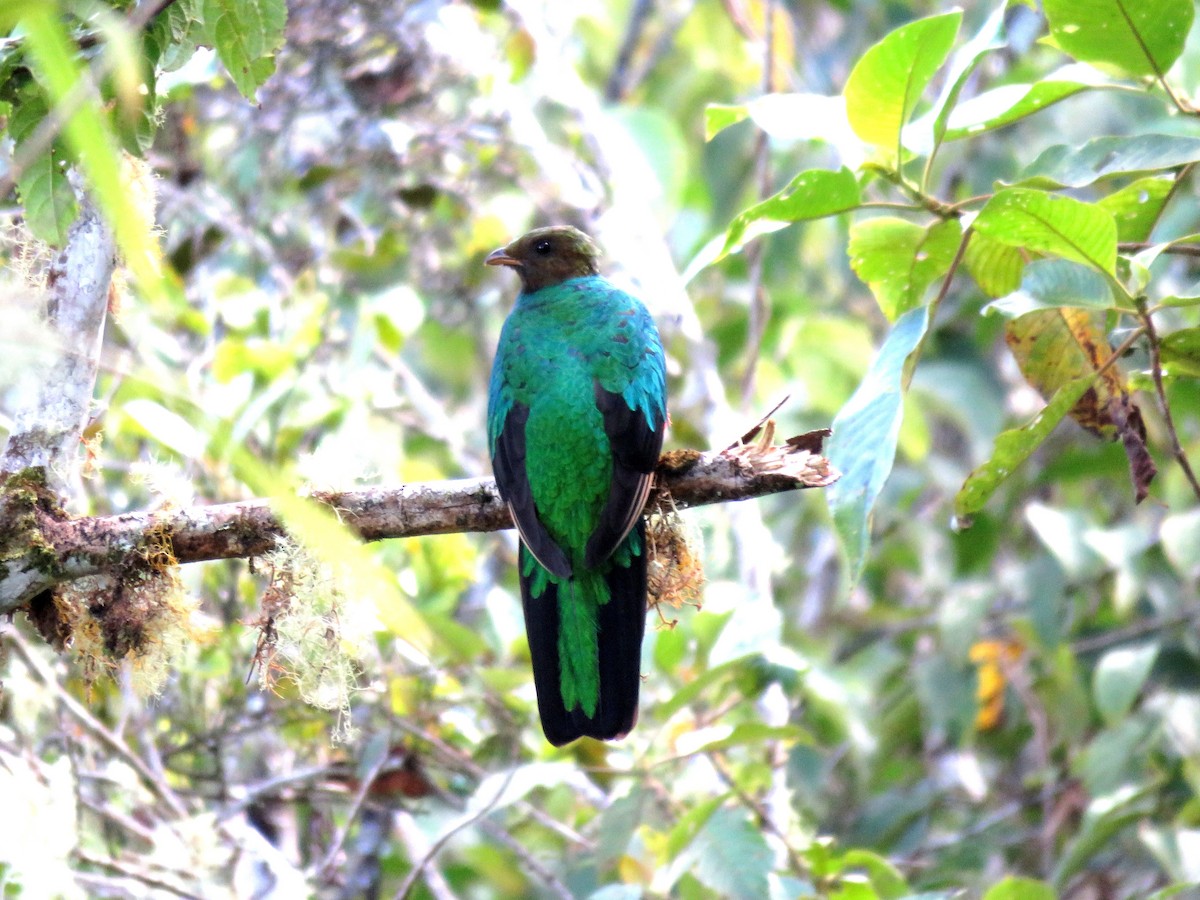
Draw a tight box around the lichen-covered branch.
[0,428,837,613]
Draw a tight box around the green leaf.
[593,788,649,873]
[684,723,812,754]
[1160,328,1200,377]
[983,877,1057,900]
[203,0,287,99]
[673,807,772,900]
[839,849,909,899]
[954,376,1095,521]
[1021,134,1200,189]
[9,87,78,245]
[943,76,1117,142]
[964,231,1025,297]
[720,167,861,258]
[123,399,208,459]
[1098,177,1175,242]
[1052,785,1157,889]
[973,188,1117,274]
[984,259,1115,318]
[1094,642,1159,724]
[908,5,1008,156]
[843,10,962,152]
[1044,0,1193,78]
[848,217,963,320]
[827,306,929,583]
[704,103,748,140]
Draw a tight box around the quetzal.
[485,226,667,746]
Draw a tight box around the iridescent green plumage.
[486,227,667,745]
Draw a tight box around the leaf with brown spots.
[1005,308,1155,501]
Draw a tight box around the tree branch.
[0,429,837,613]
[1,198,115,489]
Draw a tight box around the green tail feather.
[557,573,606,717]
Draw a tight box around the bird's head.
[485,226,601,293]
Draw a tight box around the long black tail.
[520,521,648,747]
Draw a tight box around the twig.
[1118,243,1200,258]
[1001,653,1055,877]
[477,818,574,900]
[392,767,519,900]
[1071,611,1197,655]
[604,0,655,102]
[74,851,204,900]
[901,226,972,391]
[1137,297,1200,501]
[4,625,191,818]
[708,750,806,876]
[316,749,395,878]
[740,0,778,406]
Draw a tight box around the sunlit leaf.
[942,76,1115,142]
[963,230,1025,297]
[1098,177,1175,242]
[974,188,1117,274]
[719,167,861,258]
[704,103,748,140]
[983,877,1057,900]
[827,306,929,584]
[848,217,962,320]
[1044,0,1193,78]
[843,10,962,152]
[907,5,1007,157]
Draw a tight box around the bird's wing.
[584,380,666,569]
[492,401,573,580]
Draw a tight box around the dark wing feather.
[492,402,572,580]
[584,384,665,569]
[520,525,647,746]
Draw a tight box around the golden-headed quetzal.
[486,226,667,746]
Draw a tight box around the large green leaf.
[954,375,1095,522]
[720,167,861,258]
[827,306,929,584]
[983,877,1057,900]
[1094,642,1160,725]
[848,217,963,320]
[1098,177,1175,242]
[973,188,1117,274]
[983,259,1115,318]
[1021,134,1200,189]
[9,87,77,245]
[843,10,961,153]
[672,806,772,900]
[203,0,287,99]
[1044,0,1193,78]
[942,73,1119,142]
[918,5,1007,157]
[964,231,1024,297]
[1160,327,1200,377]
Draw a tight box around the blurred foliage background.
[3,0,1200,897]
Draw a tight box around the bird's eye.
[533,239,552,255]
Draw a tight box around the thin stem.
[1137,298,1200,501]
[901,226,973,391]
[740,0,777,406]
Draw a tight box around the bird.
[486,226,668,746]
